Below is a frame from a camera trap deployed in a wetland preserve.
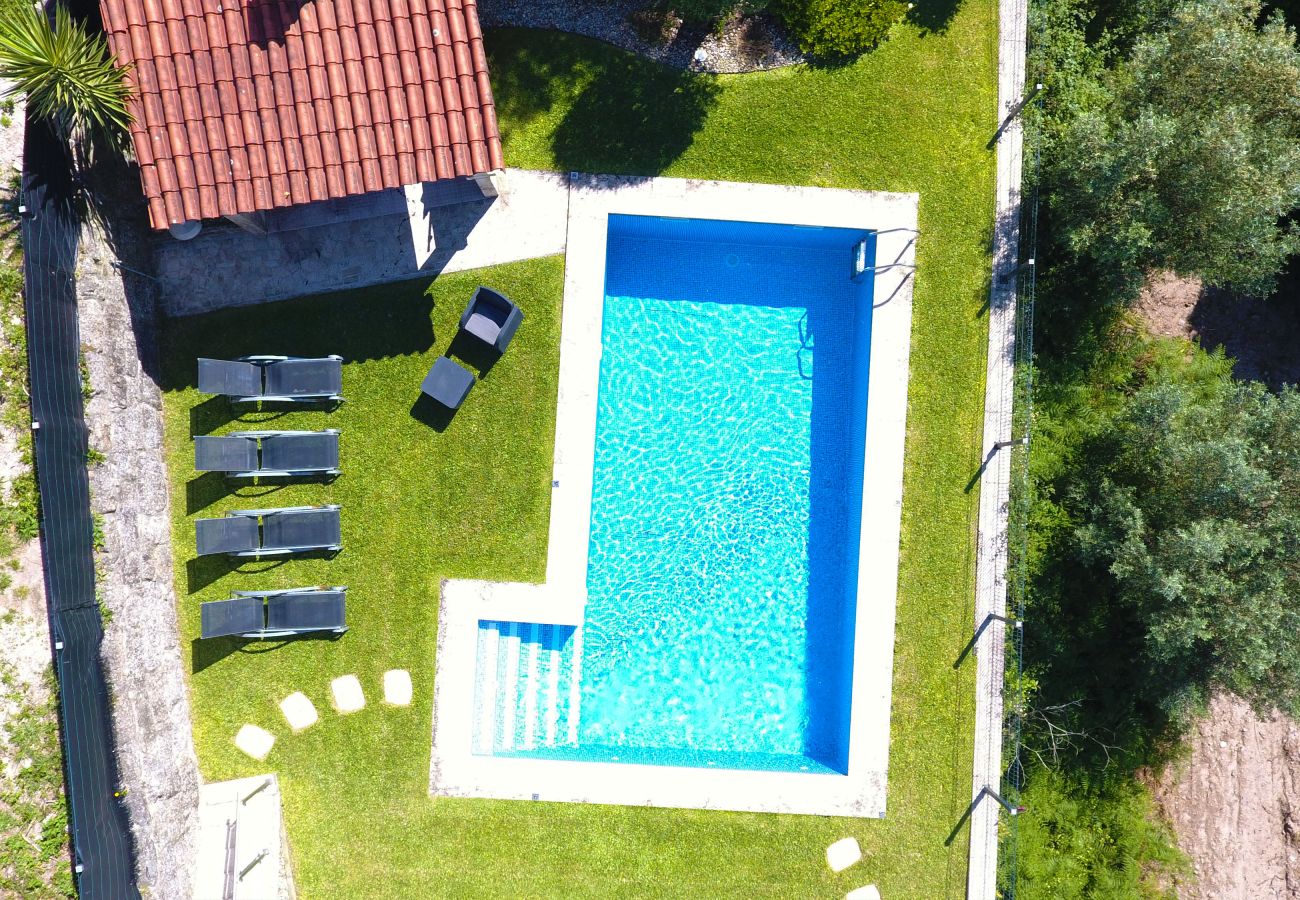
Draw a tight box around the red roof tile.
[102,0,502,228]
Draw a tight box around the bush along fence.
[20,115,141,899]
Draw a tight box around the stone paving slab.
[153,169,570,316]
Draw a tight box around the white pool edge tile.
[430,175,916,818]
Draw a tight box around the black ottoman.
[421,356,474,409]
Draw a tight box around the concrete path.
[967,0,1029,891]
[153,169,570,316]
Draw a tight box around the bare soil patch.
[1134,270,1300,388]
[1151,693,1300,899]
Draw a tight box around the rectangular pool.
[473,214,876,775]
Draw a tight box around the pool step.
[473,621,583,755]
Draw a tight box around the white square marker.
[234,724,275,761]
[845,887,881,900]
[383,669,412,706]
[280,692,318,732]
[827,837,862,873]
[331,675,365,714]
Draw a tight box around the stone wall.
[76,218,200,899]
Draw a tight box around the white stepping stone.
[331,675,365,714]
[280,692,318,732]
[827,837,862,873]
[846,887,881,900]
[234,724,275,761]
[383,669,412,706]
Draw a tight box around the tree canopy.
[1039,348,1300,720]
[1037,0,1300,296]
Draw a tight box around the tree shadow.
[489,29,721,177]
[1186,262,1300,390]
[552,61,719,175]
[906,0,966,36]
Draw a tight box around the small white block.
[280,692,318,732]
[234,725,275,760]
[331,675,365,714]
[827,837,862,873]
[383,669,412,706]
[846,887,881,900]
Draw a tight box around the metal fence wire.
[999,28,1045,898]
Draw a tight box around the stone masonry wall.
[76,221,200,900]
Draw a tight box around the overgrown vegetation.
[627,0,909,58]
[0,652,75,899]
[1006,0,1300,893]
[1035,0,1300,299]
[775,0,909,57]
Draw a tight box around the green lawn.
[160,9,996,897]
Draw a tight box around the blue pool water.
[474,215,875,774]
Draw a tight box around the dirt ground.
[1150,693,1300,899]
[1134,269,1300,388]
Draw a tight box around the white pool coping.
[430,175,917,817]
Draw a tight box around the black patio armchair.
[199,586,348,639]
[459,287,523,353]
[195,505,342,558]
[194,430,340,479]
[197,355,344,404]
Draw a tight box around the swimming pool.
[472,215,876,775]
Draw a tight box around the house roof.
[99,0,504,229]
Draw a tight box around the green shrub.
[776,0,908,58]
[1008,765,1184,899]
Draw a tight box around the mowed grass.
[159,7,996,897]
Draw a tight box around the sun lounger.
[195,505,342,558]
[200,586,348,639]
[197,355,344,403]
[459,287,523,353]
[194,430,340,479]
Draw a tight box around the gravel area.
[479,0,806,72]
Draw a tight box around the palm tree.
[0,4,131,158]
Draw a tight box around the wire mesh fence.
[998,24,1045,897]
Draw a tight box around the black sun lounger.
[197,355,344,404]
[199,586,348,639]
[195,505,342,558]
[194,430,341,479]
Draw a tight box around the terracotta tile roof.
[100,0,503,229]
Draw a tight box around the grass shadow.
[488,29,721,177]
[189,395,238,435]
[186,471,230,514]
[162,288,437,393]
[409,392,457,433]
[191,630,346,674]
[186,554,235,592]
[448,329,503,377]
[906,0,966,36]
